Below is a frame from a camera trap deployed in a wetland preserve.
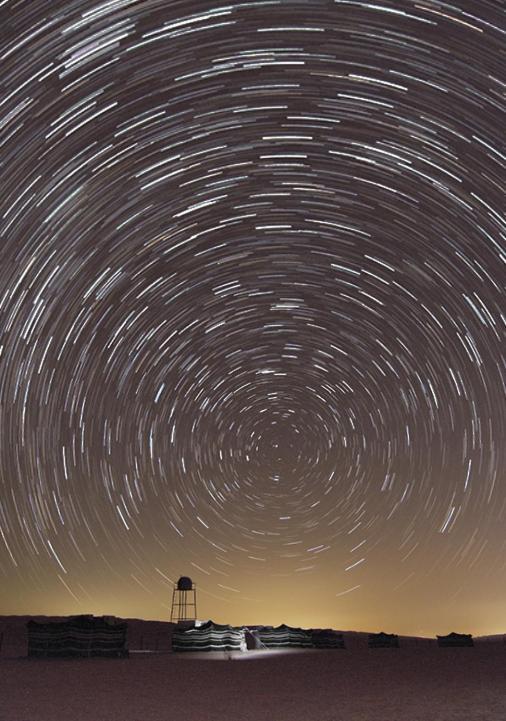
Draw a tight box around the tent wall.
[312,630,346,649]
[27,616,128,658]
[172,622,246,652]
[257,625,313,648]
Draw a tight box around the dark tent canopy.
[311,629,346,649]
[437,632,474,647]
[368,632,399,648]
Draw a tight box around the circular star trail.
[0,0,504,631]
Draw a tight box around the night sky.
[0,0,504,636]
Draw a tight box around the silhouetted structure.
[176,576,193,591]
[312,629,346,648]
[27,615,128,658]
[172,620,246,652]
[437,632,474,647]
[368,632,399,648]
[170,576,197,622]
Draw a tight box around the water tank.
[177,576,193,591]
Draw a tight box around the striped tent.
[257,624,313,649]
[368,632,399,648]
[311,629,346,649]
[172,621,247,652]
[437,632,474,647]
[27,615,128,658]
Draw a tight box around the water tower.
[170,576,197,623]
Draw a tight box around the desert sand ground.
[1,618,504,721]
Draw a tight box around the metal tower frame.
[170,579,197,623]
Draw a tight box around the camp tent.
[257,624,313,648]
[437,632,473,647]
[368,632,399,648]
[311,629,346,649]
[172,620,247,652]
[27,615,128,658]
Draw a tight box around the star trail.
[0,0,504,635]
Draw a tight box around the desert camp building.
[27,615,128,658]
[368,632,399,648]
[172,620,247,652]
[311,629,346,648]
[437,632,474,647]
[256,624,313,649]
